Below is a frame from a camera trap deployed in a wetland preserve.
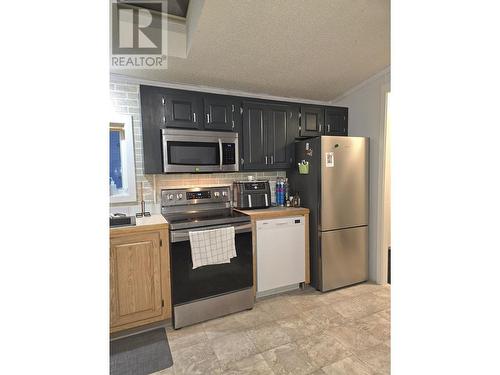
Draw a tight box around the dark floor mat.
[110,328,173,375]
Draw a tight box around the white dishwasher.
[256,216,305,296]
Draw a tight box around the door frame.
[375,83,391,284]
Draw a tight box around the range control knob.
[176,193,183,200]
[167,194,174,200]
[222,191,228,197]
[214,191,220,198]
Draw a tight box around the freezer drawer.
[320,226,368,291]
[256,217,305,295]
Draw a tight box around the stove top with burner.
[161,186,250,231]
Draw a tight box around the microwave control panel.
[222,143,236,165]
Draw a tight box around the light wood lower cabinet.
[110,227,170,333]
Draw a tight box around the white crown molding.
[330,66,391,103]
[110,73,336,106]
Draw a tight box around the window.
[109,114,136,203]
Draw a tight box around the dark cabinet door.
[267,105,295,168]
[242,102,295,170]
[203,95,237,131]
[300,105,324,137]
[325,107,348,136]
[242,103,268,170]
[140,85,166,174]
[162,89,202,130]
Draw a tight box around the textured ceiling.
[113,0,390,102]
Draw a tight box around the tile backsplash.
[109,80,286,215]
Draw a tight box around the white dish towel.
[189,226,237,269]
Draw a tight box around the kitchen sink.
[110,216,136,228]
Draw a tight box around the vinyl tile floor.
[154,282,390,375]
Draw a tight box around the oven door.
[162,128,238,173]
[169,222,253,306]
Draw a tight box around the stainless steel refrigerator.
[289,136,369,292]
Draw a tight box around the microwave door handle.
[218,138,223,170]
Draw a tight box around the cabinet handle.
[163,116,166,123]
[319,123,322,132]
[206,113,210,124]
[231,120,235,129]
[241,158,244,165]
[232,104,235,112]
[193,112,197,123]
[265,156,268,165]
[327,124,330,133]
[271,155,274,164]
[161,97,165,105]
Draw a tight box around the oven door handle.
[218,138,223,171]
[170,222,252,243]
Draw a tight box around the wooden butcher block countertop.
[235,206,309,220]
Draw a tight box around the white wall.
[333,67,390,283]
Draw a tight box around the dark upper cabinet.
[242,102,268,170]
[325,107,348,136]
[162,89,203,130]
[139,85,165,174]
[203,94,238,131]
[267,106,297,168]
[242,102,297,170]
[268,109,287,167]
[140,84,347,174]
[300,105,324,137]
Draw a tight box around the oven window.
[167,141,220,165]
[170,232,253,305]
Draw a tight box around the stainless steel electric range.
[161,186,254,329]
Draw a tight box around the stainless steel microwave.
[161,128,239,173]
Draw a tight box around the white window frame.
[109,114,137,203]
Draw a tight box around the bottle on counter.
[277,179,281,206]
[275,179,280,206]
[279,179,285,207]
[284,178,289,203]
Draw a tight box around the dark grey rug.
[110,328,173,375]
